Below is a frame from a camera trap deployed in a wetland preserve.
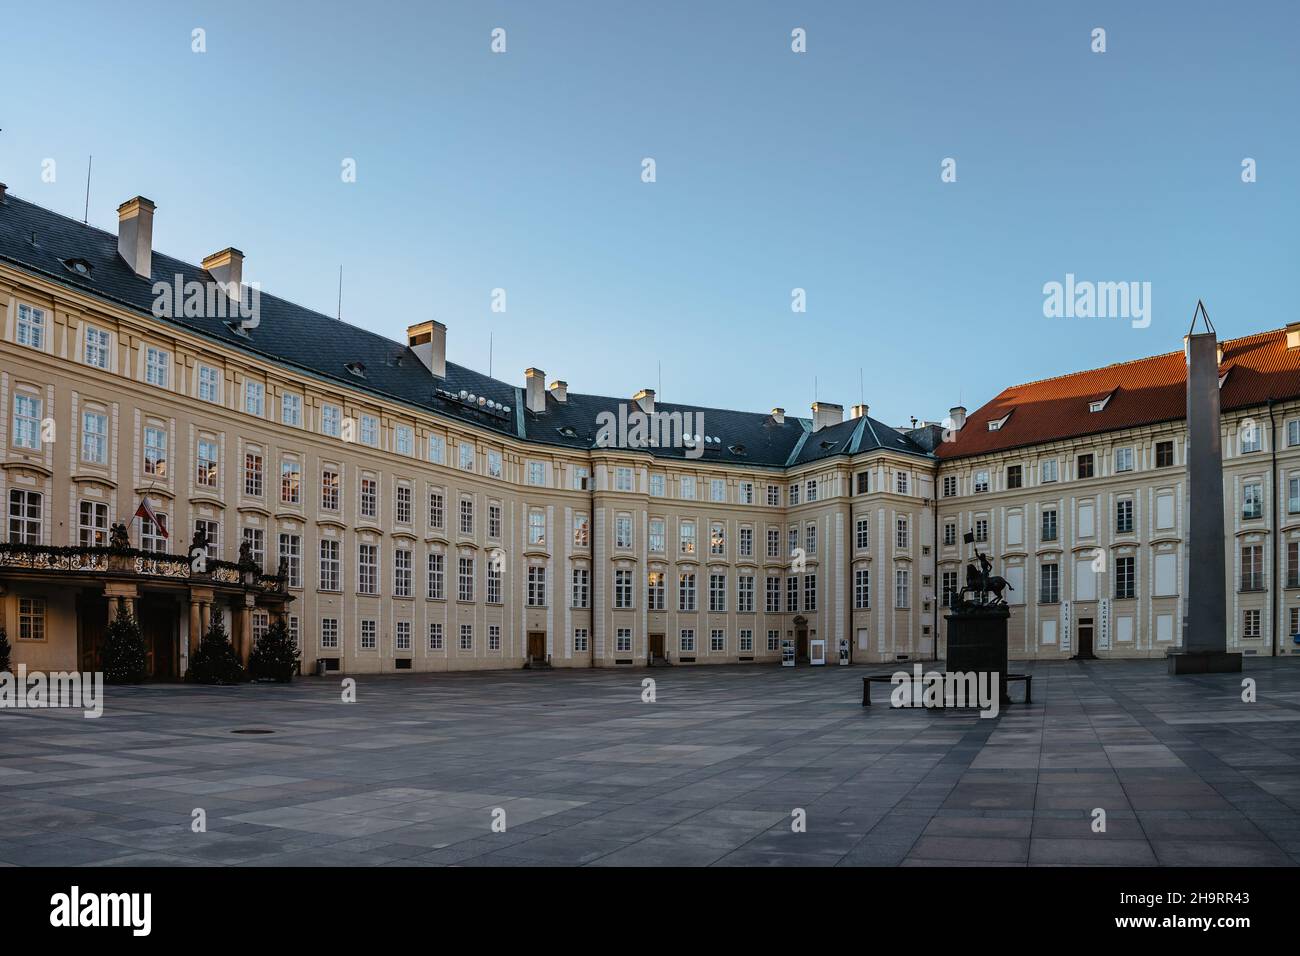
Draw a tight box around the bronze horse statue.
[961,562,1014,605]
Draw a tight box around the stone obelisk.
[1170,302,1241,674]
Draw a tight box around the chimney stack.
[633,388,655,415]
[202,247,244,304]
[117,196,156,279]
[549,380,568,403]
[771,407,785,425]
[0,183,7,203]
[948,405,967,431]
[525,368,547,414]
[850,403,869,420]
[407,320,447,378]
[1286,321,1300,350]
[811,401,843,432]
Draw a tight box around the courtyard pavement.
[2,659,1299,867]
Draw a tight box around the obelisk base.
[1167,651,1242,675]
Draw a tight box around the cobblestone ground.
[2,659,1298,866]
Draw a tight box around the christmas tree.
[186,614,246,685]
[0,624,11,674]
[102,603,148,683]
[248,616,299,682]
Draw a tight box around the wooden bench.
[862,672,1032,706]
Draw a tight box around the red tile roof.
[937,327,1300,460]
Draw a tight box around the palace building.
[1,186,1298,677]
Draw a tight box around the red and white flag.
[134,498,169,539]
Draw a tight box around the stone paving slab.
[0,659,1298,866]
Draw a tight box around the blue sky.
[2,1,1295,425]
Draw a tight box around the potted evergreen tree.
[102,602,148,684]
[248,617,299,683]
[186,615,246,685]
[0,624,11,674]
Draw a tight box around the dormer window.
[1088,390,1114,413]
[728,444,746,456]
[987,411,1011,431]
[61,258,93,279]
[345,361,366,378]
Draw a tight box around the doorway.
[649,633,665,661]
[139,596,178,679]
[1075,618,1096,660]
[527,631,546,661]
[796,627,809,662]
[76,593,108,672]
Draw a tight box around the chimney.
[1217,344,1225,365]
[1287,321,1300,350]
[407,320,447,378]
[117,196,156,279]
[202,247,244,303]
[549,380,568,403]
[525,368,547,414]
[0,183,7,203]
[633,388,655,415]
[811,401,843,432]
[948,405,967,431]
[771,407,785,425]
[850,403,869,420]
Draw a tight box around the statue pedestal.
[945,605,1012,705]
[1167,651,1242,675]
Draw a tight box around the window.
[281,393,302,427]
[358,543,378,594]
[428,434,445,464]
[1243,609,1261,640]
[393,547,412,597]
[572,568,590,608]
[768,484,781,506]
[360,478,377,519]
[1291,476,1300,515]
[1077,453,1094,479]
[767,630,781,652]
[891,473,905,495]
[942,475,957,498]
[194,365,220,404]
[319,540,341,591]
[394,425,413,455]
[739,526,754,557]
[321,404,341,438]
[242,527,265,572]
[79,501,109,547]
[244,452,263,497]
[788,483,800,506]
[739,629,753,652]
[680,520,696,555]
[360,415,380,447]
[527,461,545,486]
[140,510,168,553]
[459,442,475,470]
[805,574,818,612]
[459,624,473,651]
[459,498,474,535]
[895,517,909,549]
[1040,459,1058,483]
[1039,564,1060,603]
[427,623,444,650]
[396,485,412,524]
[360,620,377,650]
[573,628,589,653]
[857,472,872,496]
[855,569,870,609]
[766,576,781,613]
[321,619,340,649]
[528,510,546,546]
[243,380,264,416]
[489,625,501,652]
[806,523,817,555]
[973,471,989,494]
[1155,441,1174,468]
[396,621,413,652]
[8,490,41,544]
[487,450,502,478]
[428,490,444,529]
[739,481,754,505]
[17,598,45,641]
[974,518,988,543]
[649,473,665,497]
[427,553,445,599]
[611,568,633,608]
[458,556,475,601]
[786,576,798,613]
[1116,499,1134,534]
[1240,424,1262,454]
[710,478,726,502]
[709,573,727,612]
[679,572,697,612]
[81,411,108,464]
[941,569,958,608]
[616,514,633,549]
[196,439,219,488]
[788,527,798,557]
[894,570,909,609]
[1114,447,1135,472]
[1006,465,1022,489]
[1115,556,1135,599]
[1289,541,1299,589]
[1240,545,1263,591]
[710,522,726,556]
[17,304,46,350]
[574,513,590,548]
[737,574,754,613]
[1041,509,1057,542]
[679,629,695,653]
[767,527,780,558]
[647,571,665,610]
[144,347,169,388]
[278,533,302,588]
[143,427,167,477]
[1242,482,1263,520]
[1289,420,1300,448]
[710,629,725,652]
[280,460,301,504]
[943,522,956,546]
[525,566,547,606]
[574,466,591,491]
[12,394,41,450]
[84,325,110,369]
[616,467,634,492]
[680,476,696,500]
[489,503,502,539]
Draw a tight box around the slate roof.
[0,190,931,469]
[937,328,1300,460]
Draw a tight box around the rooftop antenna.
[859,367,864,404]
[488,331,493,378]
[83,155,92,224]
[336,265,343,320]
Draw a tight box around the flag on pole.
[963,530,975,545]
[134,497,169,539]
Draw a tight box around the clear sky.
[2,1,1295,426]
